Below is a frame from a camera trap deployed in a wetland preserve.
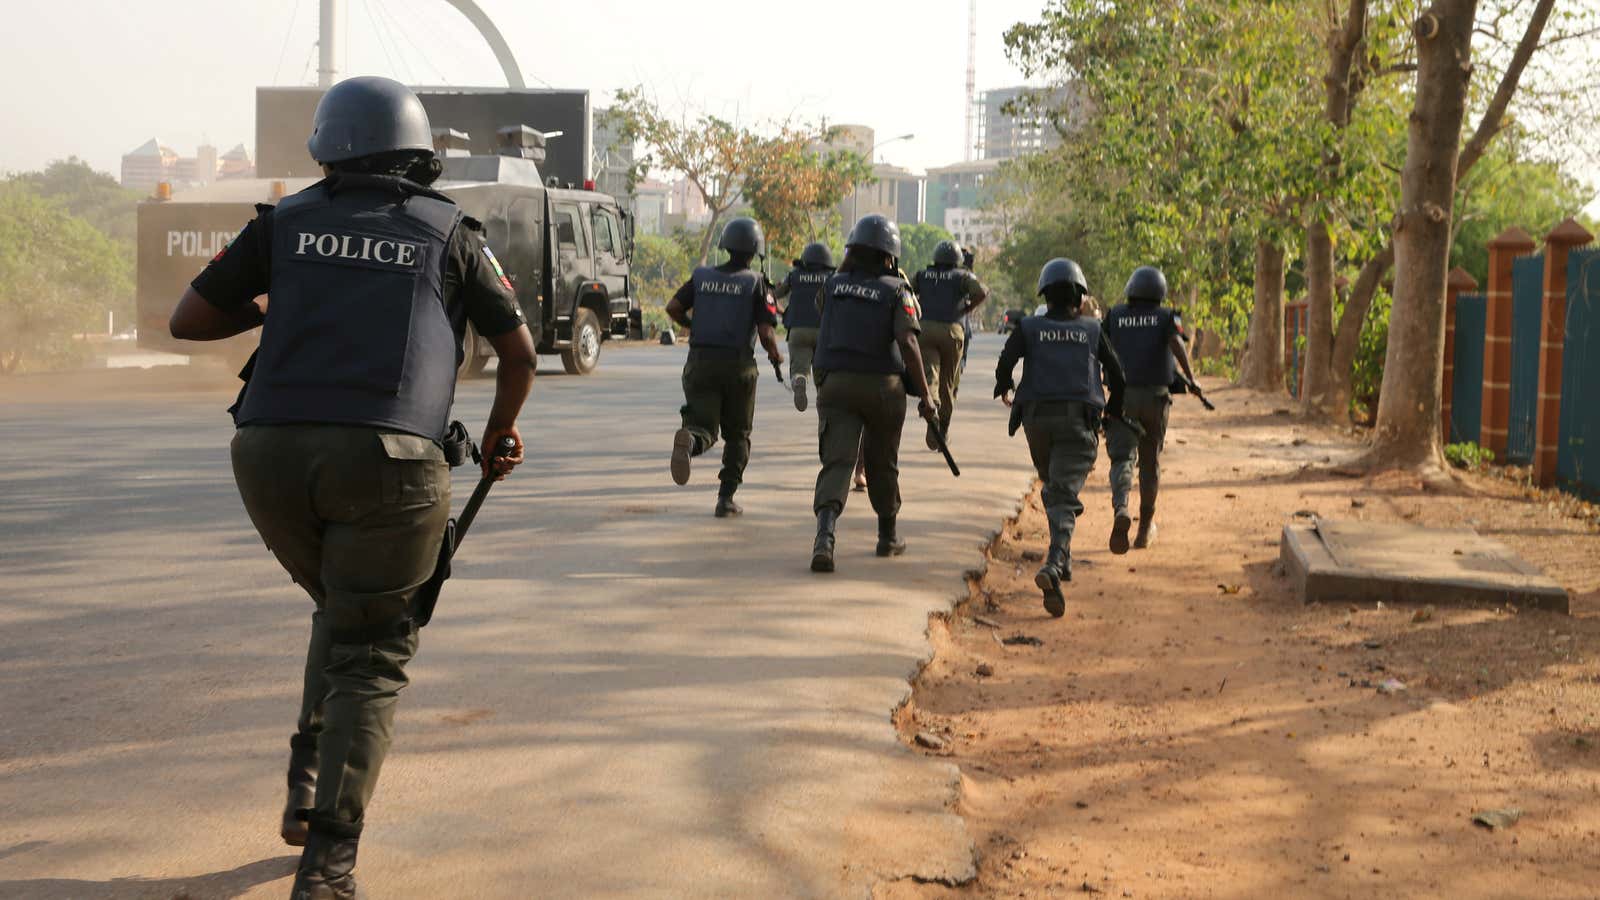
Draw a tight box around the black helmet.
[933,240,962,267]
[1036,258,1089,296]
[1125,266,1169,303]
[800,242,834,269]
[846,214,901,259]
[307,76,434,164]
[719,217,764,256]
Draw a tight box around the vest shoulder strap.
[402,194,463,239]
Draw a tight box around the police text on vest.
[295,232,419,267]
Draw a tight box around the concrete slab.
[1280,518,1569,613]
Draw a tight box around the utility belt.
[1028,398,1104,432]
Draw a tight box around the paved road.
[0,336,1032,899]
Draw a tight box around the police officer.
[774,241,835,411]
[810,215,938,573]
[995,259,1126,617]
[667,217,784,517]
[913,240,989,450]
[168,76,536,899]
[1103,266,1196,552]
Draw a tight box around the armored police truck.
[136,128,639,376]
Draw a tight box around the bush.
[1444,442,1495,470]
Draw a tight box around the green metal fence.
[1559,248,1600,496]
[1507,255,1545,464]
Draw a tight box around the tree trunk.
[1238,239,1287,392]
[1301,219,1337,412]
[1326,245,1396,417]
[1370,1,1478,469]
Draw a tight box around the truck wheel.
[458,322,489,379]
[561,309,602,375]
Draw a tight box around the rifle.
[920,408,962,477]
[410,435,517,628]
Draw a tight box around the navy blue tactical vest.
[782,267,832,329]
[1105,301,1177,387]
[814,272,908,374]
[689,266,762,354]
[1017,314,1106,409]
[916,266,967,323]
[237,176,462,439]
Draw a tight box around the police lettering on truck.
[166,230,239,258]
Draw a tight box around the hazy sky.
[1,0,1047,179]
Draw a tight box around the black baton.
[411,436,517,628]
[772,358,785,385]
[923,411,961,477]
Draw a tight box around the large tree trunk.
[1301,220,1337,411]
[1326,245,1396,416]
[1238,239,1287,392]
[1370,2,1478,469]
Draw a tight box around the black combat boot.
[281,732,318,846]
[714,492,743,518]
[875,515,906,557]
[289,829,364,900]
[1034,563,1070,618]
[811,509,838,573]
[670,428,695,486]
[1109,509,1133,556]
[1134,515,1157,549]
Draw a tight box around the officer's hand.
[480,425,525,481]
[918,397,938,421]
[768,349,784,366]
[1000,390,1014,408]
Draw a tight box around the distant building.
[592,108,636,203]
[944,206,1005,251]
[218,144,255,180]
[821,124,925,228]
[924,157,1002,236]
[977,85,1077,161]
[634,178,671,235]
[120,139,178,192]
[668,178,711,228]
[122,139,250,192]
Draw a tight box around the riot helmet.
[307,76,434,164]
[719,217,764,256]
[846,214,902,260]
[1036,258,1089,296]
[933,240,962,267]
[1125,266,1169,303]
[799,242,835,269]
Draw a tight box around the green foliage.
[0,181,133,372]
[1444,442,1495,470]
[897,223,956,275]
[607,89,872,265]
[15,157,141,244]
[1452,137,1595,286]
[1351,287,1393,421]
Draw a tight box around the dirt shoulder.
[883,384,1600,899]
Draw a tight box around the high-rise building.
[592,108,637,203]
[819,125,924,228]
[218,144,255,180]
[122,140,249,191]
[977,85,1078,160]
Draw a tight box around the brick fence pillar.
[1442,267,1478,440]
[1482,227,1535,454]
[1533,218,1595,487]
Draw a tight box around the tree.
[605,90,871,266]
[15,157,142,244]
[1372,0,1562,468]
[0,183,133,373]
[897,222,957,275]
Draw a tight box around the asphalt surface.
[0,335,1032,899]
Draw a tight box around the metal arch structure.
[318,0,526,89]
[440,0,526,89]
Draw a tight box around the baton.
[411,436,517,628]
[921,409,961,477]
[1185,377,1217,411]
[772,358,785,385]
